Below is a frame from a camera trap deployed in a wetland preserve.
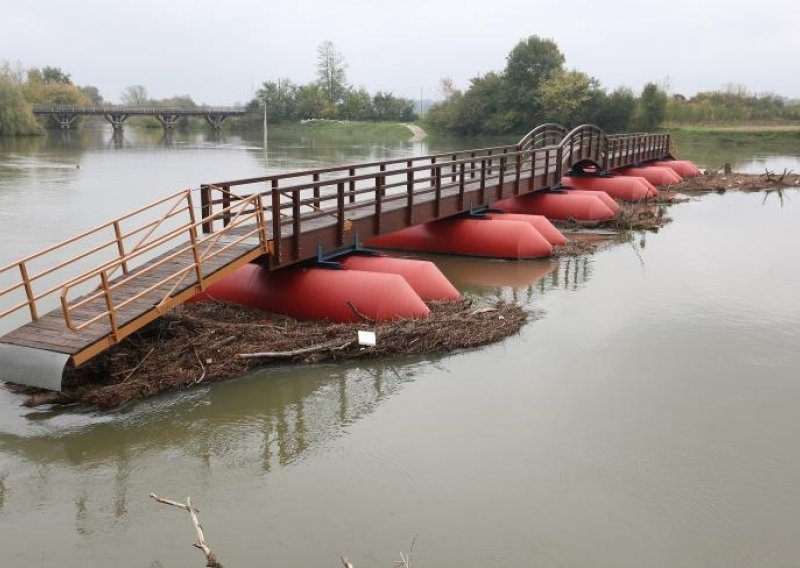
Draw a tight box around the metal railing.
[59,193,266,339]
[201,127,671,267]
[0,189,267,338]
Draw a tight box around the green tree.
[0,76,41,136]
[79,85,104,105]
[425,80,463,132]
[634,82,668,130]
[295,83,335,119]
[255,79,298,123]
[503,36,565,128]
[593,86,636,132]
[40,66,72,85]
[455,72,514,134]
[338,87,373,120]
[371,91,415,121]
[316,40,348,105]
[538,69,595,127]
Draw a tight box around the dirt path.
[404,123,427,141]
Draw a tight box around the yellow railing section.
[0,188,268,338]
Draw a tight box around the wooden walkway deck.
[0,124,672,389]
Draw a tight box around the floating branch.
[150,493,222,568]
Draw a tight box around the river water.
[1,126,799,567]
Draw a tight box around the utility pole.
[262,97,268,169]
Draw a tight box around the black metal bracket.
[313,233,380,270]
[461,203,505,220]
[568,164,614,178]
[544,182,570,194]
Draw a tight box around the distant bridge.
[31,105,248,131]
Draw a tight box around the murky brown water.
[1,126,800,567]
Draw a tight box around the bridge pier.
[104,113,129,131]
[204,113,229,130]
[156,114,181,130]
[52,113,78,130]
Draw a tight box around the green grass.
[664,123,800,135]
[268,120,414,141]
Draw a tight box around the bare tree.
[316,40,348,105]
[121,84,149,106]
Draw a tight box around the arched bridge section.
[31,105,247,131]
[0,125,671,390]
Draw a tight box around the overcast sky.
[3,0,798,105]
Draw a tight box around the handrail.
[517,123,568,151]
[0,190,193,322]
[59,194,267,336]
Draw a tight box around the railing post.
[222,185,231,227]
[112,220,129,275]
[255,194,269,254]
[292,189,301,260]
[514,148,522,195]
[458,162,466,209]
[555,146,563,180]
[528,150,535,191]
[406,160,414,225]
[349,168,356,204]
[185,191,204,289]
[270,179,281,265]
[470,152,476,179]
[451,154,457,183]
[200,184,213,234]
[498,150,507,200]
[544,148,551,185]
[487,149,493,175]
[479,159,486,204]
[374,174,383,235]
[18,262,37,320]
[434,166,442,217]
[100,270,119,341]
[313,173,321,209]
[337,182,345,246]
[379,163,387,197]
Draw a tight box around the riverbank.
[258,120,418,141]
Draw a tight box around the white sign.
[357,330,377,347]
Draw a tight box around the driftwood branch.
[237,339,354,360]
[347,301,376,323]
[150,493,222,568]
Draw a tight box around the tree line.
[246,41,417,125]
[425,36,670,135]
[426,36,800,135]
[665,84,800,125]
[4,40,800,137]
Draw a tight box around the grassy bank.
[259,120,416,142]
